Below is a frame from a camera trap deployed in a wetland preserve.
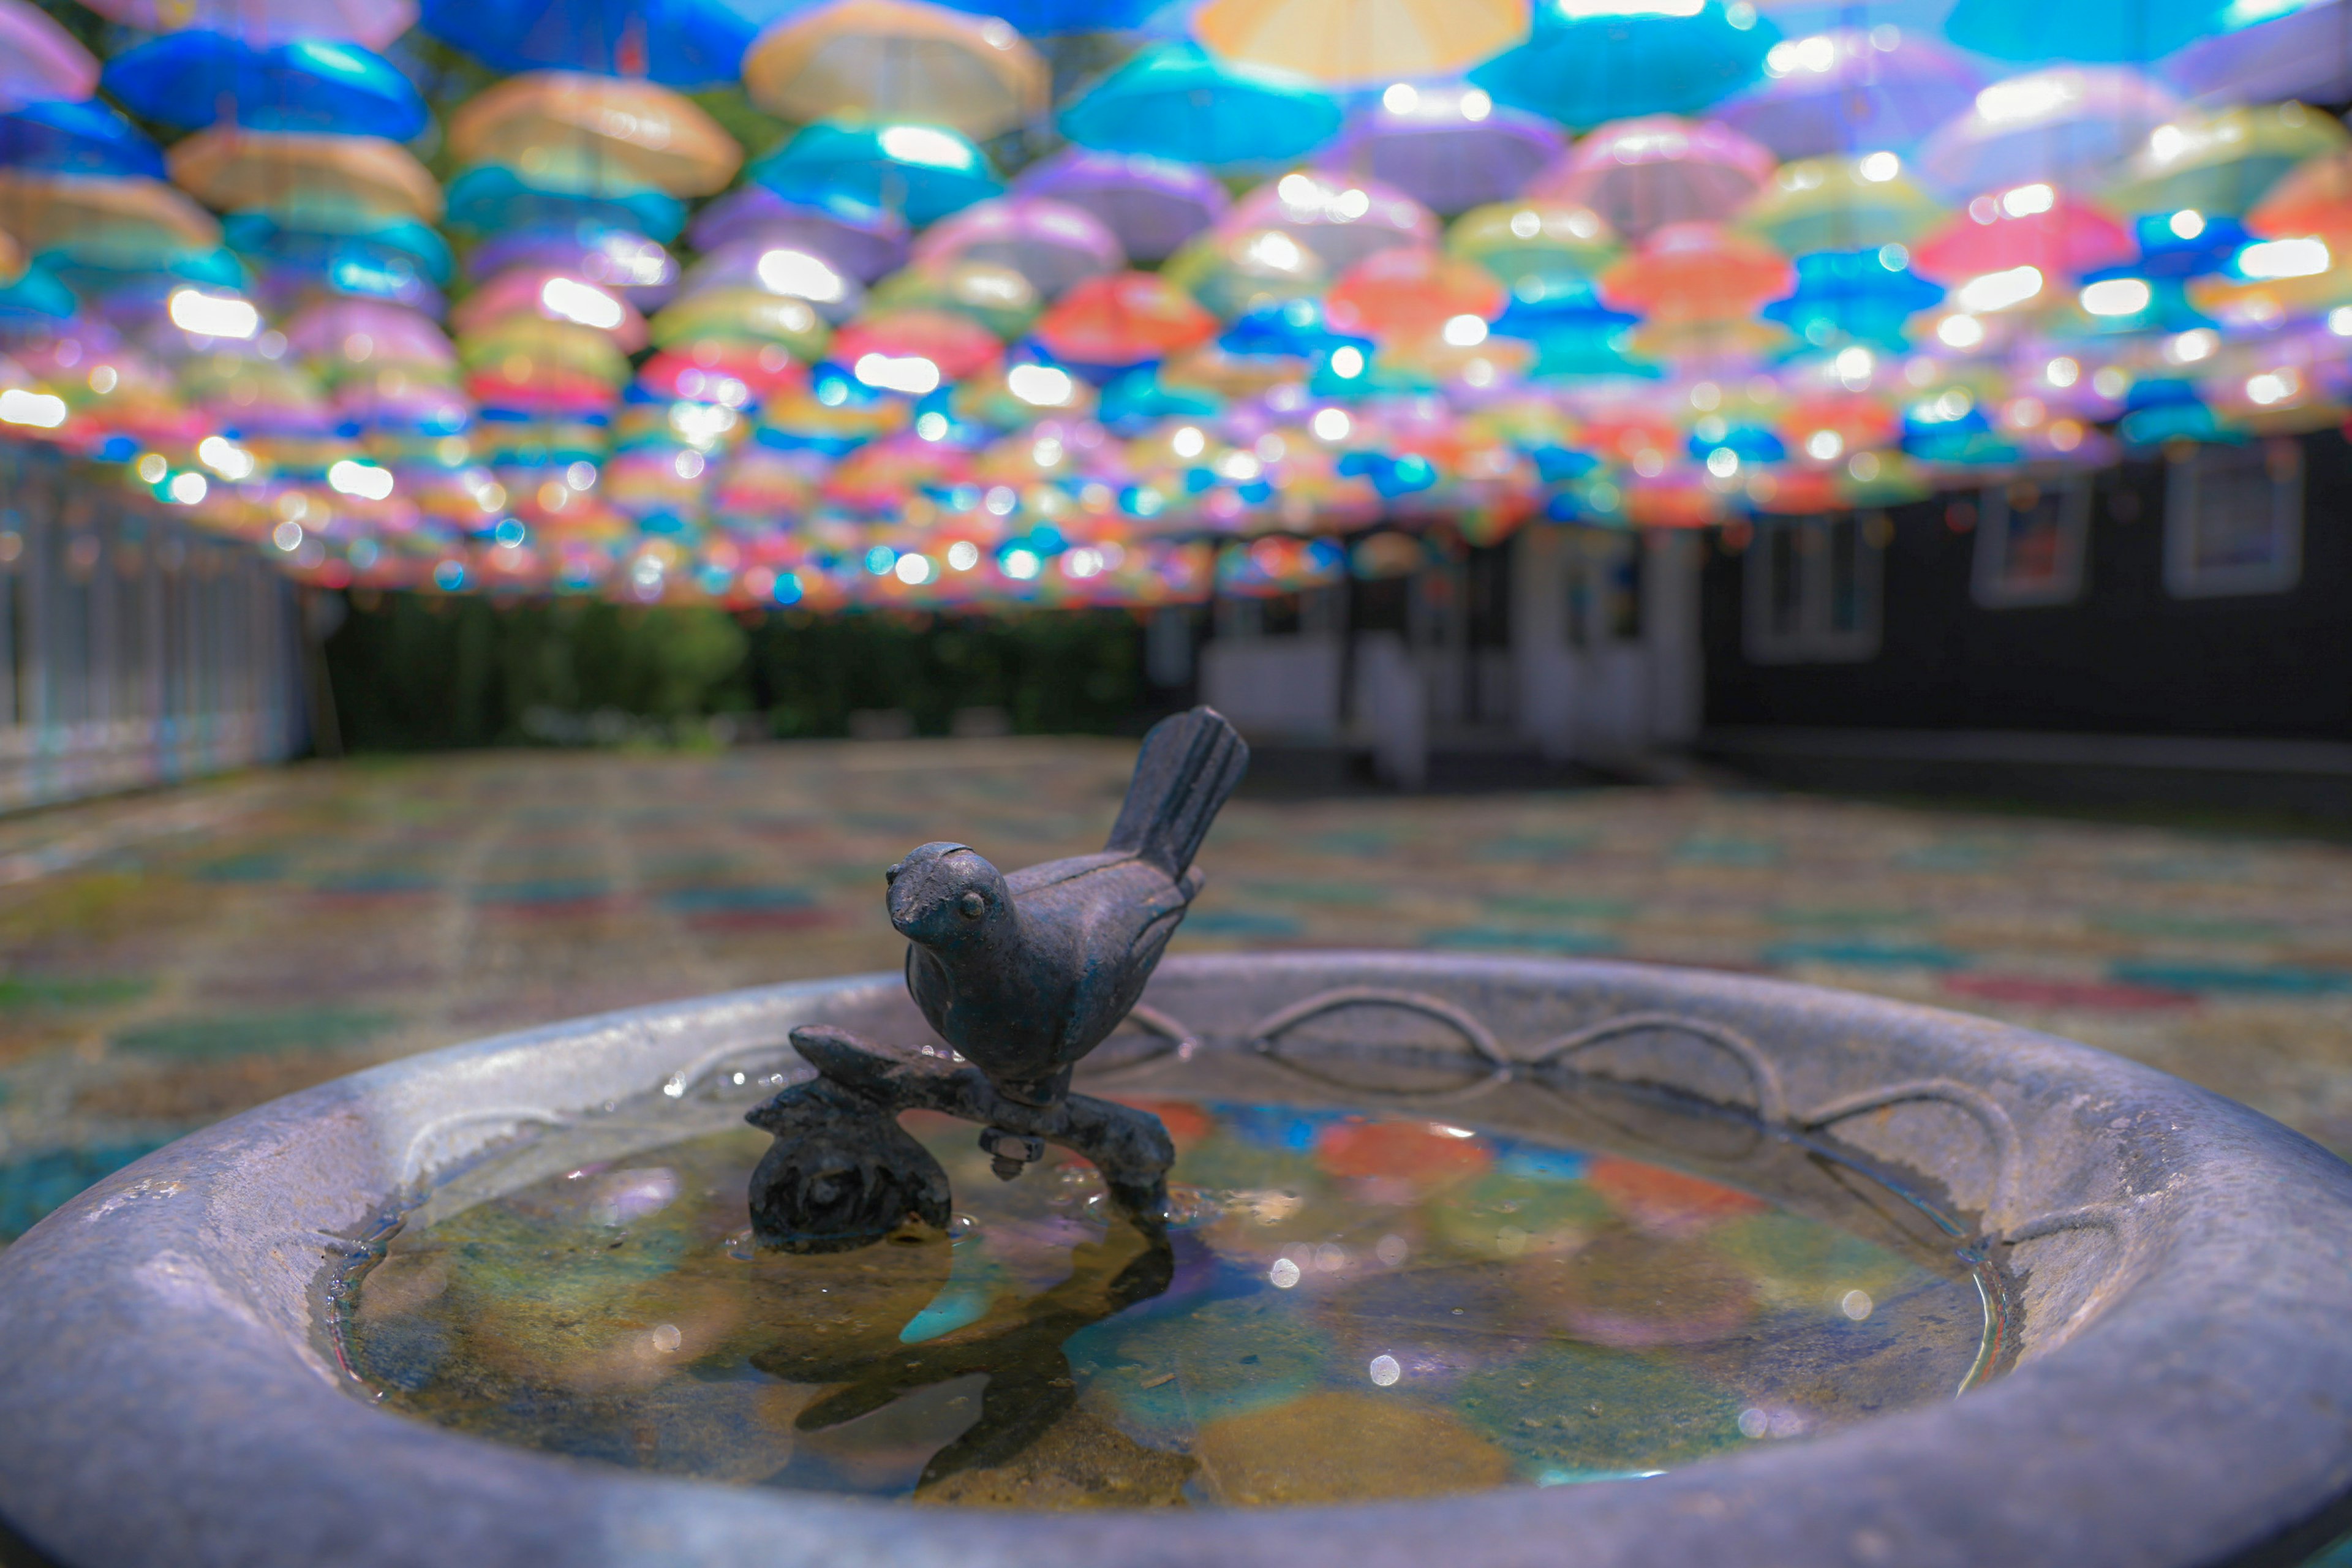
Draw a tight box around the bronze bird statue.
[884,706,1248,1174]
[744,706,1246,1251]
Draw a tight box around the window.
[1743,513,1883,663]
[2165,439,2302,598]
[1564,527,1642,649]
[1973,478,2090,608]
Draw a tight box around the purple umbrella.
[685,187,908,284]
[1011,148,1227,265]
[674,238,865,323]
[910,196,1125,300]
[1715,28,1982,160]
[1222,168,1438,271]
[1314,83,1562,217]
[1915,67,2181,198]
[0,0,99,111]
[466,227,679,308]
[2165,1,2352,107]
[282,299,454,365]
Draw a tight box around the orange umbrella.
[1033,270,1218,368]
[831,306,1003,380]
[1599,222,1791,326]
[742,0,1047,142]
[1193,0,1528,86]
[448,72,741,198]
[2248,153,2352,251]
[168,128,443,221]
[0,229,21,287]
[1325,247,1506,342]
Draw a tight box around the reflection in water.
[339,1098,2000,1509]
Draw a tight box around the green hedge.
[322,593,1152,751]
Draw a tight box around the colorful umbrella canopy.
[1736,154,1947,255]
[448,74,742,199]
[1916,68,2183,197]
[1191,0,1530,86]
[1223,168,1438,270]
[168,129,445,224]
[752,119,1002,227]
[650,287,832,357]
[1715,27,1981,160]
[0,0,100,111]
[419,0,756,86]
[1012,149,1226,265]
[2103,102,2347,219]
[743,0,1049,142]
[1058,42,1344,168]
[102,36,430,139]
[1947,0,2234,62]
[1161,223,1330,318]
[1470,0,1779,127]
[870,257,1040,336]
[911,197,1123,298]
[1314,84,1562,217]
[1032,270,1219,369]
[0,100,165,180]
[1531,116,1776,239]
[689,187,908,282]
[77,0,417,47]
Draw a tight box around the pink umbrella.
[0,0,99,110]
[910,197,1125,300]
[451,268,649,352]
[72,0,416,47]
[284,300,456,366]
[1528,116,1776,240]
[1221,169,1438,273]
[1916,67,2182,198]
[675,238,865,322]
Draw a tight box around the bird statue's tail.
[1104,707,1250,879]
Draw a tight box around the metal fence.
[0,446,306,813]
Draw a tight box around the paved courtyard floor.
[7,739,2352,1242]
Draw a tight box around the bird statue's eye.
[957,891,986,919]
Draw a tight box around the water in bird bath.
[331,1076,2007,1509]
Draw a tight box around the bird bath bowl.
[4,952,2352,1567]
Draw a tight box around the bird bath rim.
[3,951,2351,1568]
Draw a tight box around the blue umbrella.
[222,213,455,285]
[0,101,165,179]
[1762,249,1943,350]
[1470,0,1779,127]
[102,34,428,138]
[1058,42,1341,168]
[445,164,687,243]
[0,263,77,329]
[1097,367,1223,431]
[1947,0,2230,63]
[418,0,755,86]
[752,121,1001,228]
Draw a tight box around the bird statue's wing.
[1055,865,1200,1053]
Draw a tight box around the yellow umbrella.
[168,128,444,222]
[1194,0,1528,86]
[649,288,834,359]
[742,0,1047,142]
[447,72,741,200]
[0,172,219,258]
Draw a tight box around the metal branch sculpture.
[746,707,1249,1252]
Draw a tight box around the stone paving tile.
[6,741,2352,1242]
